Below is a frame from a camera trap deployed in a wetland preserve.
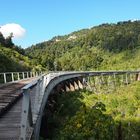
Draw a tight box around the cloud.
[0,23,26,39]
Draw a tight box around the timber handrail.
[19,70,140,140]
[0,71,43,84]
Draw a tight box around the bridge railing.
[20,74,47,140]
[20,80,37,140]
[0,71,43,84]
[19,70,140,140]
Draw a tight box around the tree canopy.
[25,20,140,71]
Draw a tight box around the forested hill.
[25,20,140,71]
[0,32,42,72]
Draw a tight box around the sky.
[0,0,140,48]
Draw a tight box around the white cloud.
[0,23,26,39]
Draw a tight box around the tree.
[0,32,5,46]
[5,33,14,48]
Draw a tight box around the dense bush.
[44,81,140,140]
[26,20,140,71]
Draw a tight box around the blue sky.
[0,0,140,48]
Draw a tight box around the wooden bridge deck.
[0,71,139,140]
[0,78,36,139]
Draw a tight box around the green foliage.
[46,81,140,140]
[57,102,114,140]
[0,32,25,54]
[26,20,140,71]
[0,45,29,72]
[0,45,45,72]
[0,31,45,72]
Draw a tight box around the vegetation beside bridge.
[41,81,140,140]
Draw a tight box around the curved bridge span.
[0,71,140,140]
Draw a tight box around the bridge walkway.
[0,77,37,139]
[0,71,139,140]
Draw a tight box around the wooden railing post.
[113,73,116,85]
[36,72,38,77]
[30,72,32,77]
[112,73,116,90]
[11,73,14,82]
[136,72,140,81]
[107,75,111,86]
[27,72,29,78]
[121,74,124,86]
[130,73,134,83]
[18,73,20,80]
[125,73,128,85]
[3,73,7,83]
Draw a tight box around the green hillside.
[0,45,32,72]
[25,20,140,71]
[1,20,140,72]
[0,33,43,72]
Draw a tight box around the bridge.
[0,70,140,140]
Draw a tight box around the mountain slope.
[0,32,44,72]
[0,45,33,72]
[25,20,140,71]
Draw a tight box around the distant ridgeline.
[25,20,140,71]
[0,32,43,72]
[1,20,140,72]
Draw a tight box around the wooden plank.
[0,77,37,139]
